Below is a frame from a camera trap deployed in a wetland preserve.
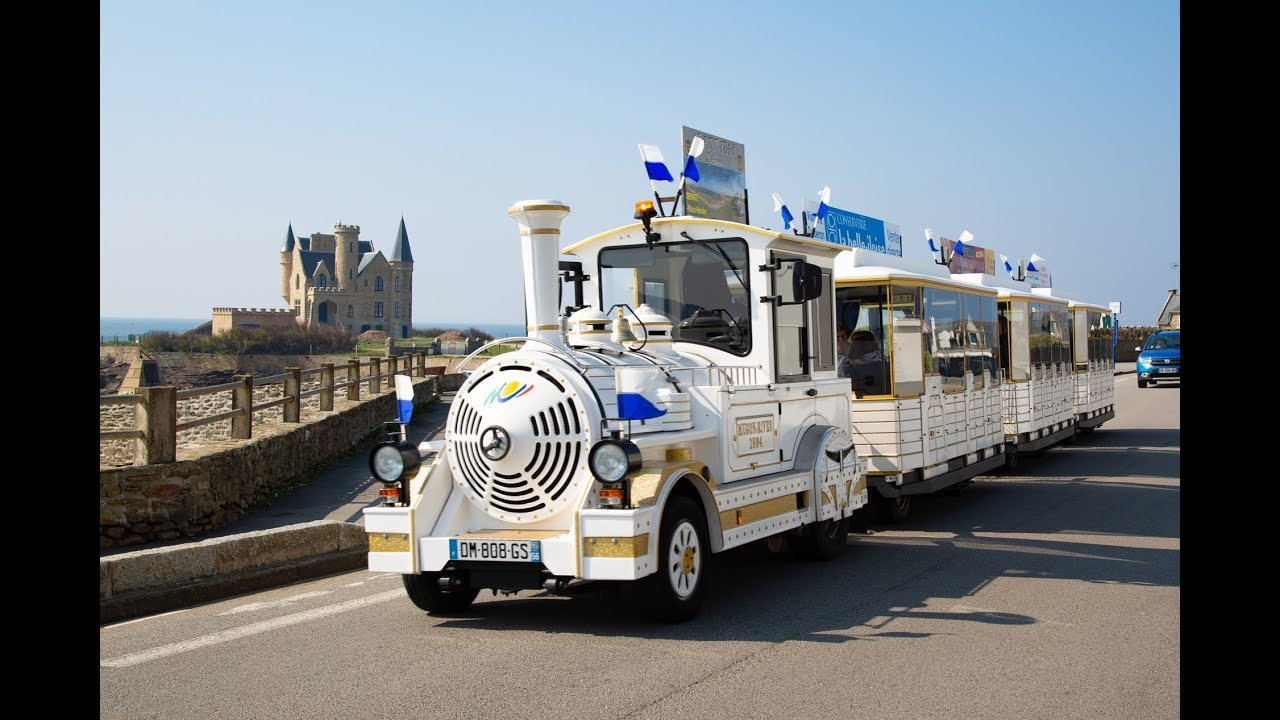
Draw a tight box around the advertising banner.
[810,205,903,257]
[680,126,747,223]
[942,238,997,275]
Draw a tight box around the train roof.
[834,249,996,295]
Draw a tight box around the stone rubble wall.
[99,375,439,549]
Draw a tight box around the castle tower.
[279,224,296,302]
[389,216,414,337]
[334,224,360,291]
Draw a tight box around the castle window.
[349,269,353,279]
[394,302,401,318]
[375,276,384,292]
[295,276,300,289]
[374,302,384,318]
[347,305,353,318]
[317,275,327,288]
[293,300,300,316]
[350,242,354,253]
[394,277,401,292]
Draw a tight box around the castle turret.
[279,224,296,302]
[334,224,360,291]
[389,217,414,337]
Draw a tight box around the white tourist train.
[362,141,1115,622]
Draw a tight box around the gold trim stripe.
[368,533,410,553]
[718,495,795,528]
[582,534,650,558]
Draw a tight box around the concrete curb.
[100,520,368,625]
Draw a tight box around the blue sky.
[100,0,1179,327]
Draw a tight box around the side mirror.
[777,259,824,305]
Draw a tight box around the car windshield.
[1146,334,1179,350]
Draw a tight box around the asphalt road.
[100,373,1178,720]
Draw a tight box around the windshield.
[1144,333,1180,350]
[598,238,751,355]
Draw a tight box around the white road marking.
[218,591,332,616]
[101,589,402,668]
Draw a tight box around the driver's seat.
[678,262,739,345]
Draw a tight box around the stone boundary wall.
[99,376,439,549]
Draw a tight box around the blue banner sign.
[813,206,902,256]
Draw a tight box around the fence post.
[137,385,176,465]
[284,367,301,423]
[369,357,382,395]
[320,363,334,411]
[388,356,399,379]
[347,359,360,401]
[416,351,425,377]
[231,374,253,439]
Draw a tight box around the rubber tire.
[402,572,480,614]
[789,515,850,560]
[879,494,911,523]
[643,495,709,623]
[1005,450,1020,473]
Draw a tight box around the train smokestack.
[508,200,571,347]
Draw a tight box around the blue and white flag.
[1027,252,1043,272]
[954,230,973,257]
[772,193,794,230]
[395,375,414,424]
[638,144,674,182]
[925,227,937,253]
[616,367,667,421]
[1001,253,1014,275]
[682,136,705,183]
[815,186,831,221]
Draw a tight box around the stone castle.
[212,219,415,338]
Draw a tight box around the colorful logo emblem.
[485,380,534,406]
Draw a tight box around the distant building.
[213,219,415,338]
[1157,289,1180,330]
[436,329,470,355]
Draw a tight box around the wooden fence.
[100,352,439,466]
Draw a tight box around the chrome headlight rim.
[588,438,642,483]
[369,441,421,482]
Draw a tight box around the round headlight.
[589,439,641,483]
[370,441,420,482]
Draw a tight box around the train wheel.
[789,515,850,560]
[643,496,709,623]
[1005,450,1020,473]
[402,572,479,613]
[879,494,911,523]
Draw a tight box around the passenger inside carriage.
[841,329,887,396]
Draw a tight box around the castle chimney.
[507,200,570,347]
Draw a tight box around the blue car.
[1135,330,1180,388]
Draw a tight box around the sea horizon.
[100,316,526,340]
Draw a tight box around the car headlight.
[588,438,642,483]
[369,441,421,482]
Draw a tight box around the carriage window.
[836,284,889,397]
[1029,301,1069,371]
[923,286,964,392]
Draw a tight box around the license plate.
[449,538,541,562]
[1158,368,1178,374]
